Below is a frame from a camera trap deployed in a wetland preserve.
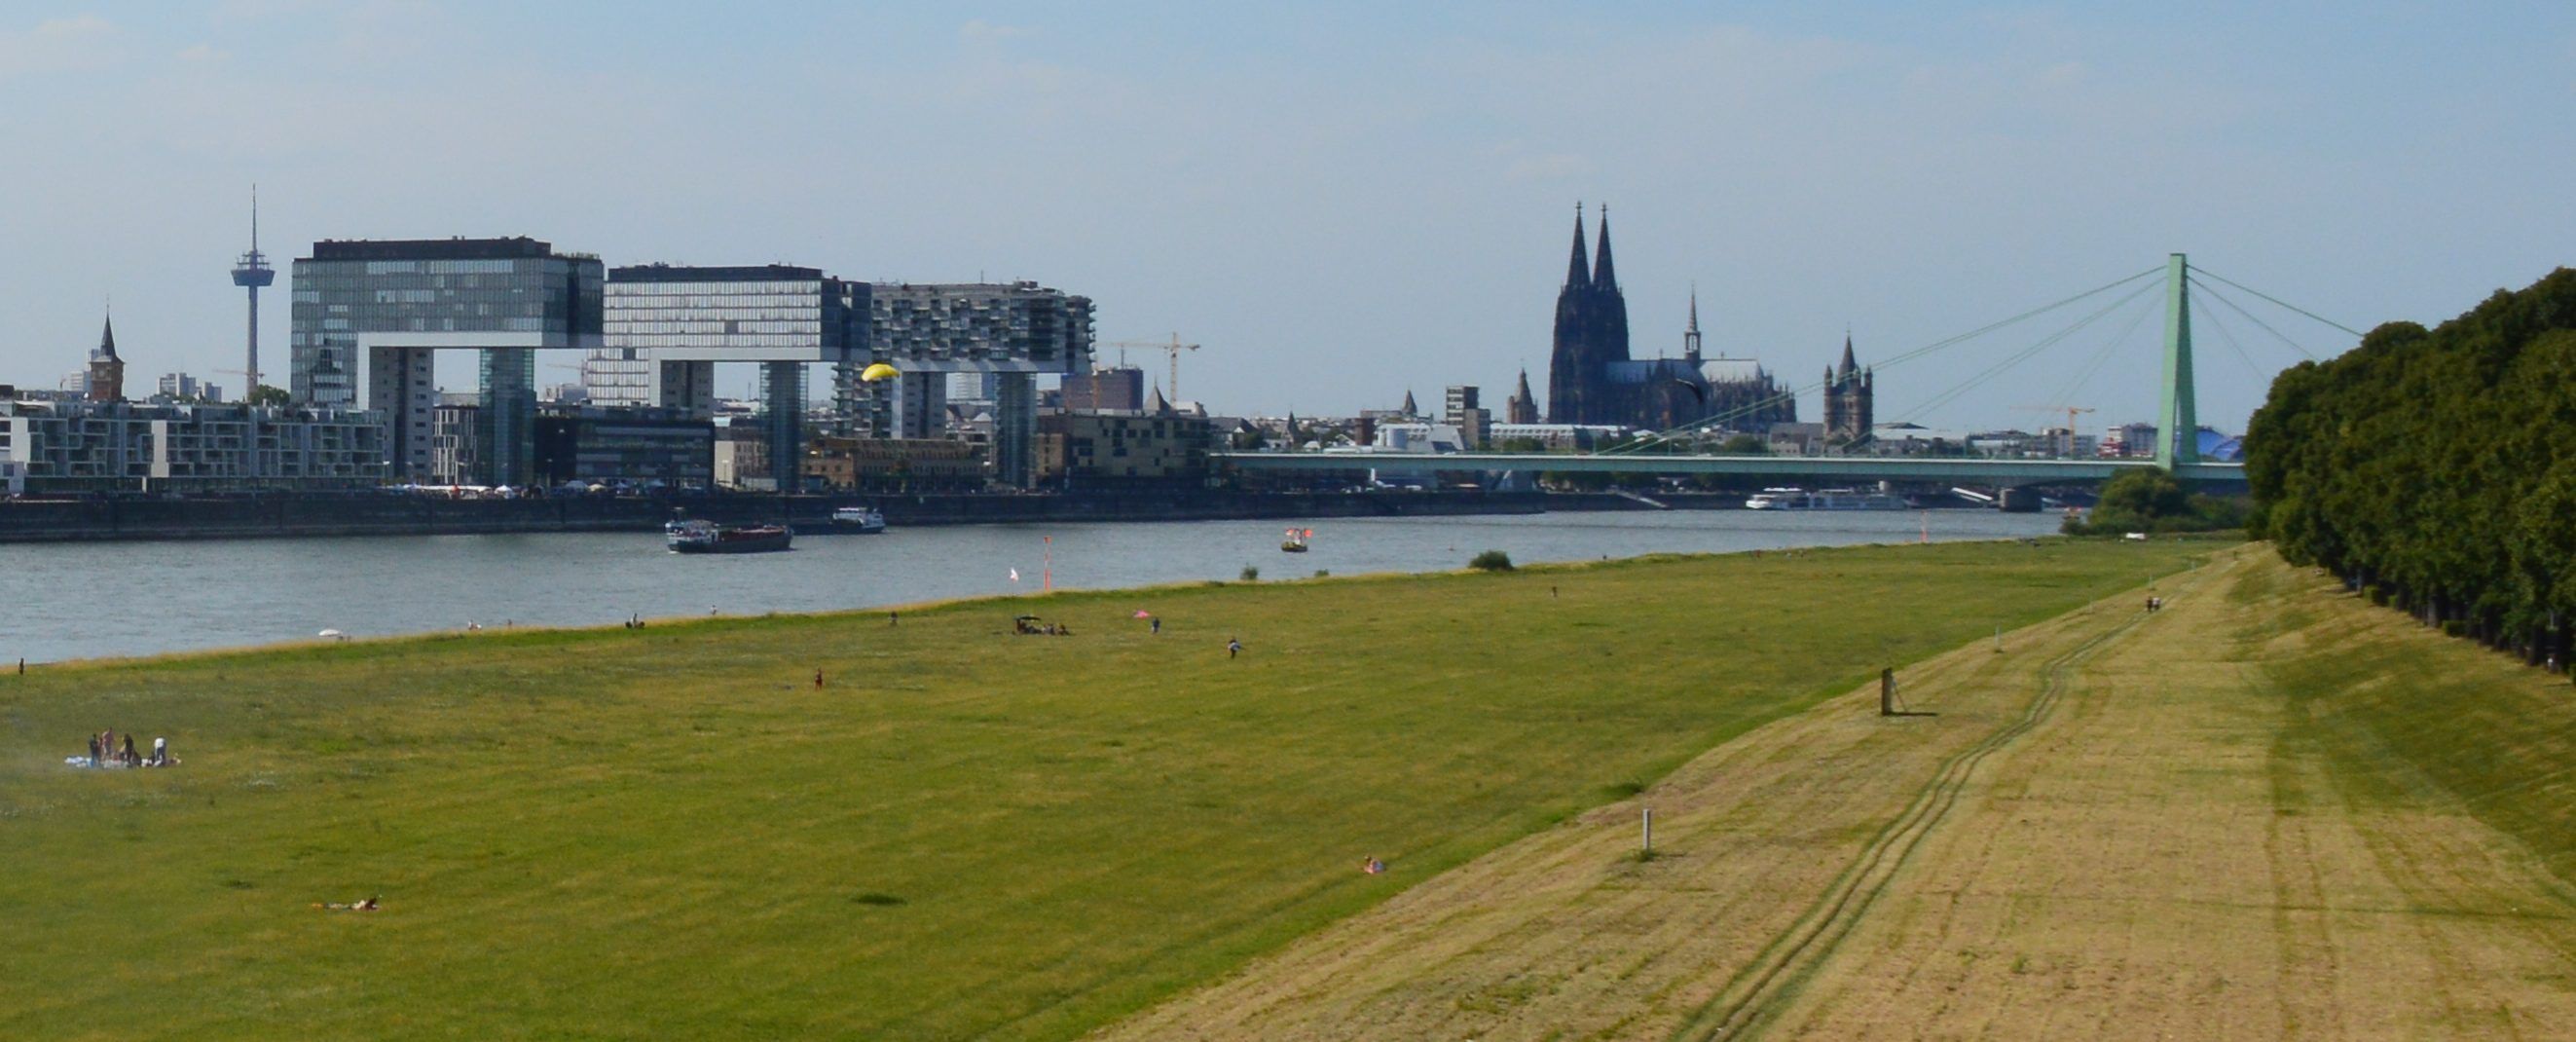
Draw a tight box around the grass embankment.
[2242,558,2576,886]
[1100,547,2576,1040]
[0,539,2208,1041]
[1764,549,2576,1039]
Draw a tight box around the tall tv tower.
[229,186,275,399]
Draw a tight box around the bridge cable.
[2188,292,2275,382]
[1601,265,2165,453]
[1896,279,2165,424]
[2040,287,2165,419]
[2187,267,2366,339]
[2189,276,2320,361]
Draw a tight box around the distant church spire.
[1564,203,1591,288]
[86,308,126,402]
[1684,284,1703,362]
[1839,333,1857,376]
[1592,204,1617,289]
[1401,388,1419,417]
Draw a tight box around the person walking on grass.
[1227,637,1242,659]
[814,669,827,689]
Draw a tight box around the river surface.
[1,509,2060,664]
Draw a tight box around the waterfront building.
[1034,408,1216,488]
[429,394,481,485]
[0,398,386,494]
[1822,337,1874,445]
[1059,366,1145,412]
[603,264,865,492]
[803,435,985,492]
[859,281,1093,487]
[713,418,772,491]
[1370,422,1469,454]
[1443,386,1491,449]
[2110,421,2159,458]
[1545,207,1795,433]
[1485,422,1630,451]
[155,373,223,403]
[288,237,604,485]
[86,315,125,403]
[531,405,715,489]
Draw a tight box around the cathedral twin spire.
[1562,203,1619,290]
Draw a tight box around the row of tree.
[2247,267,2576,661]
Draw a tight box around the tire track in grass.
[1671,566,2223,1041]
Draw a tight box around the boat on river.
[1281,526,1312,552]
[1744,487,1912,511]
[666,519,793,554]
[828,505,888,534]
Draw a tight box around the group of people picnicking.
[73,727,173,768]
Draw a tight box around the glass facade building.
[532,407,716,488]
[604,265,864,489]
[593,270,1092,489]
[288,237,603,484]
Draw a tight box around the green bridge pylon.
[2154,252,2198,467]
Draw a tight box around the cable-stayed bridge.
[1220,254,2353,488]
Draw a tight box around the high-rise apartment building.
[602,264,866,491]
[857,281,1092,486]
[289,237,603,484]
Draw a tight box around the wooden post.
[1879,667,1895,716]
[1641,806,1653,853]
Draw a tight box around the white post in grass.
[1641,806,1653,854]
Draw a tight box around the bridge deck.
[1213,452,2244,485]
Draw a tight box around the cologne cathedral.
[1546,205,1795,432]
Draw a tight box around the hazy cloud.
[961,19,1036,44]
[1503,152,1593,181]
[0,16,121,78]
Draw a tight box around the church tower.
[1822,335,1873,444]
[87,312,126,402]
[1506,367,1539,424]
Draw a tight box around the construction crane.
[1107,333,1201,402]
[2014,405,2098,458]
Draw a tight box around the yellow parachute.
[859,362,901,383]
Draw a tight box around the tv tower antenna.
[229,185,276,399]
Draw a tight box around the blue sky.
[2,1,2569,431]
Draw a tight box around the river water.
[1,509,2059,664]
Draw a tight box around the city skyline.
[3,2,2571,432]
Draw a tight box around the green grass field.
[2237,558,2576,889]
[0,538,2213,1040]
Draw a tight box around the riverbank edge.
[0,489,1885,544]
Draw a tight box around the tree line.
[2247,266,2576,662]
